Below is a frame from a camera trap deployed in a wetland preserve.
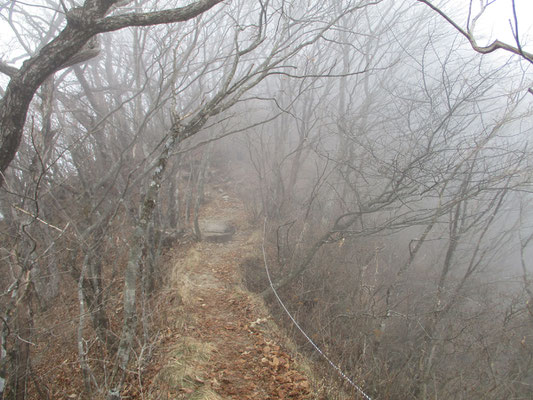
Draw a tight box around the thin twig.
[12,204,67,233]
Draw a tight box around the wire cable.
[261,218,373,400]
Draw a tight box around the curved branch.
[0,61,18,77]
[94,0,224,32]
[417,0,533,63]
[0,0,225,188]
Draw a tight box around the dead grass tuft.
[189,387,225,400]
[170,246,203,304]
[150,337,215,398]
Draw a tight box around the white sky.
[0,1,532,72]
[468,0,533,52]
[1,1,532,53]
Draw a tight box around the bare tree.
[0,0,225,187]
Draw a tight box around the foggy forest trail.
[150,191,315,399]
[2,1,533,398]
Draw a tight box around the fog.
[1,0,532,399]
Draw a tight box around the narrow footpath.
[148,191,316,400]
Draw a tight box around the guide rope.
[261,218,373,400]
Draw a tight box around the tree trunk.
[193,142,213,240]
[10,272,33,400]
[107,126,184,398]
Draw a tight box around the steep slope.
[148,191,317,399]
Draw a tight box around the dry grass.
[149,194,353,400]
[149,337,216,399]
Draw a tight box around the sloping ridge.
[149,191,317,399]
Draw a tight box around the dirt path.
[150,192,315,400]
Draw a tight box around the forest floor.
[146,190,321,400]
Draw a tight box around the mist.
[1,1,532,399]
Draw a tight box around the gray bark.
[0,0,224,187]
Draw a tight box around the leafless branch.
[417,0,533,63]
[0,61,18,77]
[93,0,225,32]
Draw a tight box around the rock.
[200,219,235,243]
